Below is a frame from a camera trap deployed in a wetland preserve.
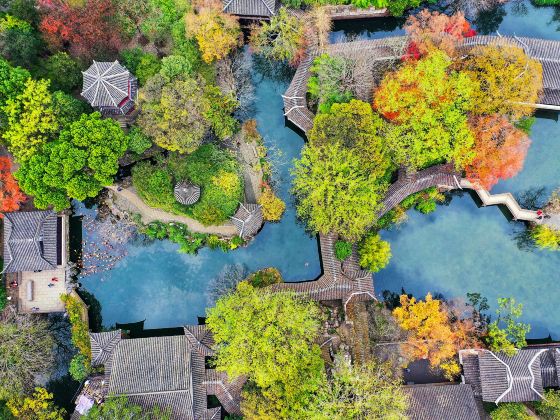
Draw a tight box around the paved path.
[107,186,238,236]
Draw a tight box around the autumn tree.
[404,10,476,57]
[185,0,241,64]
[38,0,124,59]
[258,187,286,221]
[2,78,58,162]
[292,143,387,241]
[0,156,26,214]
[393,293,481,379]
[7,387,66,420]
[206,281,325,419]
[465,115,531,190]
[462,44,543,120]
[250,7,306,65]
[15,112,127,210]
[374,50,476,170]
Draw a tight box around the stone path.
[107,186,238,236]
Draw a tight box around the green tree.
[0,15,41,68]
[490,403,531,420]
[15,112,127,209]
[358,233,391,272]
[83,396,171,420]
[374,50,476,170]
[206,281,325,419]
[0,310,55,399]
[316,354,409,419]
[334,240,352,261]
[51,91,89,127]
[249,7,306,64]
[69,354,91,382]
[292,143,387,240]
[36,52,81,93]
[7,387,65,420]
[535,389,560,419]
[0,57,29,113]
[127,125,152,154]
[159,55,194,81]
[486,297,531,356]
[307,54,353,113]
[3,78,58,162]
[309,99,391,177]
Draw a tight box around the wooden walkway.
[271,233,375,313]
[460,179,541,223]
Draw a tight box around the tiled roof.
[174,181,201,205]
[404,383,483,420]
[231,203,263,239]
[81,61,132,108]
[223,0,278,17]
[460,348,556,403]
[2,211,58,273]
[90,330,121,367]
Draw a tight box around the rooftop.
[81,61,135,110]
[222,0,279,17]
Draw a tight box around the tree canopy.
[206,281,325,419]
[0,309,55,399]
[15,112,128,210]
[374,50,476,170]
[83,396,171,420]
[7,387,66,420]
[486,297,530,356]
[292,142,387,240]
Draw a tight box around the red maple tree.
[404,10,476,58]
[38,0,124,60]
[465,115,531,190]
[0,156,27,216]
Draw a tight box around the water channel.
[79,0,560,337]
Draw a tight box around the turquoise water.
[79,70,321,329]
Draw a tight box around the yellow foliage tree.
[258,187,286,221]
[8,387,66,420]
[393,293,480,380]
[462,44,543,120]
[185,1,241,63]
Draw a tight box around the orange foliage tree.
[404,10,476,58]
[465,115,531,190]
[0,156,26,215]
[38,0,124,60]
[393,293,481,380]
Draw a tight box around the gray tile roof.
[404,383,483,420]
[231,203,263,239]
[81,61,133,108]
[2,211,58,273]
[223,0,278,17]
[460,348,555,403]
[90,330,122,367]
[174,181,201,205]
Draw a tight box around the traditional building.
[404,383,484,420]
[222,0,279,19]
[73,327,243,419]
[231,203,263,239]
[81,61,138,116]
[460,347,560,404]
[174,181,201,205]
[2,210,68,313]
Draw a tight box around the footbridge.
[283,35,560,133]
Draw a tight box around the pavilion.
[222,0,279,19]
[231,203,263,239]
[81,61,138,116]
[174,181,201,205]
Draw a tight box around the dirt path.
[107,186,238,236]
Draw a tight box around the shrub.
[532,0,560,5]
[489,403,531,420]
[246,267,283,288]
[358,233,391,272]
[531,225,560,251]
[142,221,207,254]
[258,188,286,221]
[127,126,152,155]
[60,294,91,360]
[69,353,91,382]
[160,55,194,81]
[121,48,161,86]
[535,389,560,419]
[132,162,176,210]
[334,240,352,261]
[401,187,445,214]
